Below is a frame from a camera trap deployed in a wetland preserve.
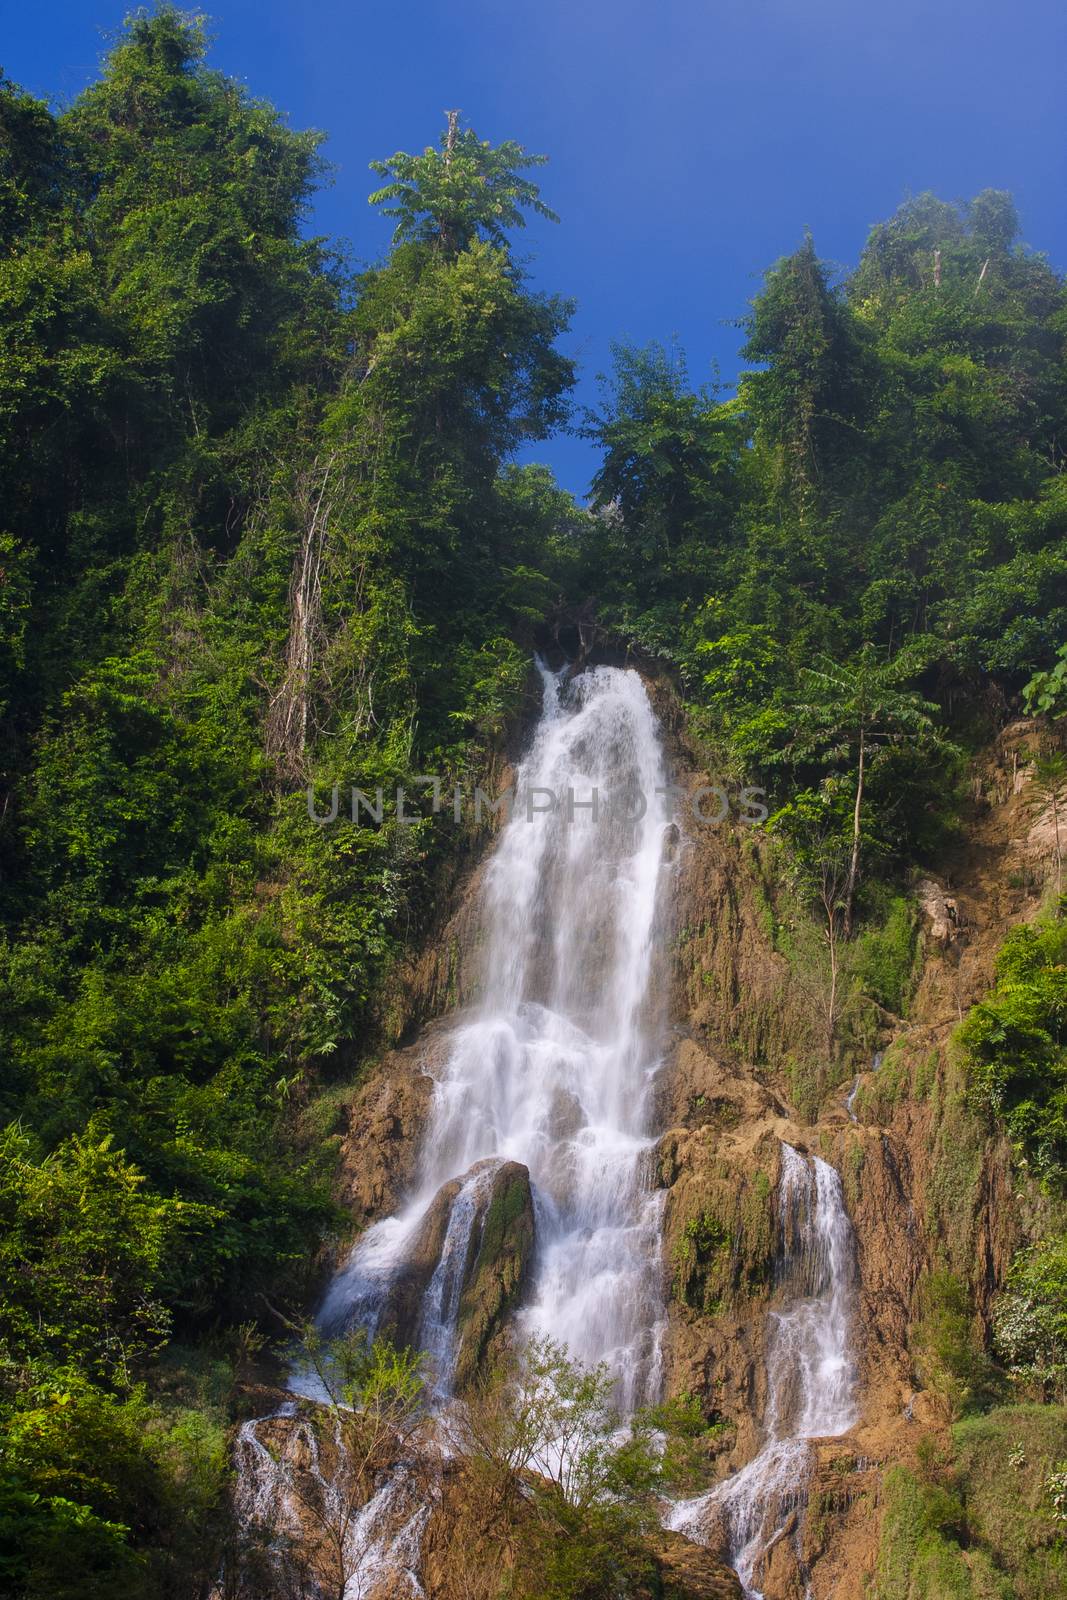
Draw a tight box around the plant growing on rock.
[447,1337,717,1599]
[244,1324,427,1600]
[1028,752,1067,899]
[958,916,1067,1187]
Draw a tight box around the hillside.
[1,11,1066,1599]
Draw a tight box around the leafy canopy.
[369,112,559,253]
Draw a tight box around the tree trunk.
[265,455,336,777]
[825,901,838,1055]
[1054,792,1062,900]
[844,725,865,938]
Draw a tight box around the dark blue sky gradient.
[7,0,1066,495]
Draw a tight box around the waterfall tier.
[667,1142,858,1599]
[316,662,672,1407]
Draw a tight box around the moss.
[748,844,778,948]
[912,1271,1000,1417]
[924,1063,986,1274]
[851,893,922,1017]
[672,1170,774,1313]
[785,1055,823,1124]
[297,1074,365,1143]
[445,936,461,1008]
[478,1175,529,1266]
[874,1466,980,1600]
[914,1047,939,1100]
[951,1404,1067,1593]
[672,1211,732,1311]
[842,1139,866,1212]
[874,1409,1067,1600]
[687,1095,742,1130]
[454,1166,535,1387]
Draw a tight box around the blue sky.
[7,0,1066,496]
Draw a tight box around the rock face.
[375,1172,466,1351]
[317,674,1058,1600]
[452,1158,535,1388]
[337,1024,441,1229]
[916,876,961,945]
[373,1157,536,1389]
[645,1530,745,1600]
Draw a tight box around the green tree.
[369,110,559,253]
[742,232,867,509]
[782,645,938,934]
[449,1337,714,1600]
[585,343,744,604]
[0,1127,192,1384]
[1025,645,1067,721]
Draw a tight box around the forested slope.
[1,9,1066,1598]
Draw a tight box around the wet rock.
[337,1022,450,1227]
[453,1159,535,1388]
[377,1176,464,1350]
[376,1158,535,1387]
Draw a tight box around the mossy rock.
[377,1175,464,1348]
[453,1159,535,1388]
[378,1158,535,1385]
[671,1159,775,1313]
[640,1530,743,1599]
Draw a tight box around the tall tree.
[369,113,559,254]
[783,645,938,934]
[742,233,866,509]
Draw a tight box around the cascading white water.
[667,1143,857,1600]
[318,662,671,1409]
[232,1407,428,1600]
[234,664,671,1598]
[416,1161,496,1395]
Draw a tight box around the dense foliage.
[960,913,1067,1186]
[582,199,1067,918]
[0,10,576,1592]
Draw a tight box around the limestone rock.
[374,1157,535,1387]
[376,1174,464,1350]
[337,1022,449,1227]
[452,1158,535,1388]
[917,877,960,945]
[643,1529,744,1599]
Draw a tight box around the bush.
[851,893,920,1016]
[913,1272,1000,1418]
[993,1240,1067,1393]
[957,916,1067,1186]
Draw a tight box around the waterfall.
[231,1406,428,1600]
[231,667,865,1600]
[844,1077,860,1121]
[318,662,671,1406]
[667,1143,857,1599]
[416,1162,496,1396]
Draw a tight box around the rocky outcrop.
[371,1157,536,1386]
[644,1530,744,1599]
[337,1018,451,1228]
[452,1159,535,1388]
[916,876,961,945]
[375,1173,466,1350]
